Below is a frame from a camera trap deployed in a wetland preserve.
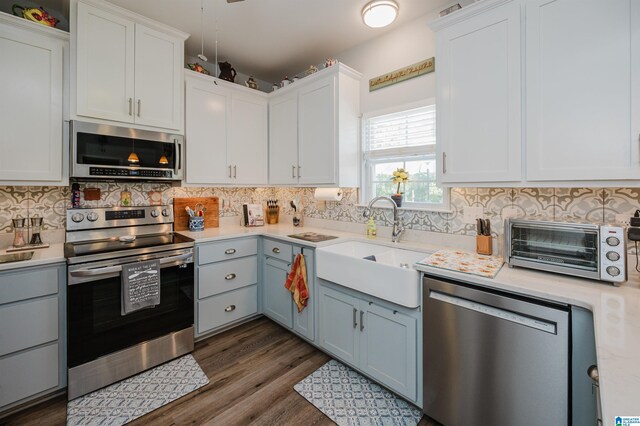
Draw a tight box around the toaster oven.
[505,218,626,285]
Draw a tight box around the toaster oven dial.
[606,251,621,262]
[605,236,620,246]
[606,266,621,277]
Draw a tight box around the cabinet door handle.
[297,166,301,178]
[137,99,141,117]
[442,152,447,174]
[292,165,296,178]
[353,308,357,329]
[360,310,364,331]
[224,304,236,312]
[224,248,236,255]
[233,165,237,178]
[272,247,280,254]
[228,165,232,178]
[225,273,236,280]
[128,98,133,116]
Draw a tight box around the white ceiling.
[105,0,454,82]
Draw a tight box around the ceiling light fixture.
[197,0,208,62]
[362,0,399,28]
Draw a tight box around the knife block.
[476,235,493,255]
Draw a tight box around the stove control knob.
[606,266,621,277]
[150,209,160,218]
[86,212,99,222]
[606,236,620,246]
[71,213,85,223]
[161,208,170,217]
[606,251,621,261]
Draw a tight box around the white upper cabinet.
[185,71,268,185]
[268,64,361,187]
[525,0,640,181]
[433,0,522,184]
[0,14,66,184]
[73,0,188,132]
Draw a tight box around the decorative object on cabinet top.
[12,4,59,27]
[218,61,237,82]
[187,63,210,75]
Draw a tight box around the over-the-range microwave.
[505,218,627,285]
[70,120,184,181]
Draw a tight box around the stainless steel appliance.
[70,120,184,181]
[65,206,194,400]
[505,218,626,284]
[423,276,597,426]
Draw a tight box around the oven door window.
[76,132,176,169]
[510,225,599,271]
[68,263,194,368]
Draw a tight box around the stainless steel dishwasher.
[423,276,570,426]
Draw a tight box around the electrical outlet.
[502,207,518,220]
[615,214,631,226]
[463,206,484,224]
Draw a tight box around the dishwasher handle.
[429,290,557,334]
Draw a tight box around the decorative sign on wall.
[369,57,435,92]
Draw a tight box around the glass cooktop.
[65,233,194,260]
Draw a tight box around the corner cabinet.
[0,263,66,413]
[261,239,315,342]
[268,64,361,187]
[72,0,188,132]
[0,13,67,184]
[185,71,268,185]
[317,280,419,404]
[432,0,522,184]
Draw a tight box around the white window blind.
[364,104,436,152]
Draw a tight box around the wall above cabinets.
[70,0,189,134]
[430,0,640,187]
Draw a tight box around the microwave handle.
[69,253,193,278]
[174,139,182,174]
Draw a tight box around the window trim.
[360,99,451,212]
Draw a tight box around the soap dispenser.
[366,217,377,239]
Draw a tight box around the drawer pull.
[225,248,236,255]
[224,305,236,312]
[272,247,281,254]
[225,273,236,280]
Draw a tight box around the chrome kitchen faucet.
[363,196,405,243]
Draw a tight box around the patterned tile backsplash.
[1,184,639,239]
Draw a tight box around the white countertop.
[0,220,635,422]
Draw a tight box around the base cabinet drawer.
[0,296,58,357]
[198,238,258,264]
[197,285,258,334]
[263,239,293,263]
[0,343,59,407]
[198,256,257,298]
[0,267,59,305]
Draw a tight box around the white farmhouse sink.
[316,241,427,308]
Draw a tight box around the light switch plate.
[463,206,484,224]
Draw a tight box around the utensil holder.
[188,217,204,232]
[476,235,493,255]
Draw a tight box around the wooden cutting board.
[173,197,219,231]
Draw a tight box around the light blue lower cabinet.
[262,257,293,328]
[0,263,66,412]
[197,285,258,334]
[317,279,419,404]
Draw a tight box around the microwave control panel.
[600,226,626,284]
[89,167,172,179]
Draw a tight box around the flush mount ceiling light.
[362,0,399,28]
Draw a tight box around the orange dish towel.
[285,253,309,312]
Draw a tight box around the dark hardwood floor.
[2,317,436,425]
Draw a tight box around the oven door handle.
[69,253,193,277]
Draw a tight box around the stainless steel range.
[65,205,195,400]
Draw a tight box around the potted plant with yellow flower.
[390,167,409,207]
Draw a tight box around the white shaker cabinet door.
[526,0,640,181]
[185,78,229,184]
[0,24,63,182]
[228,93,268,185]
[298,76,337,185]
[134,24,182,131]
[436,1,522,183]
[76,2,135,123]
[268,92,299,185]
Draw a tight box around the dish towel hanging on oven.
[121,259,161,315]
[285,253,309,312]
